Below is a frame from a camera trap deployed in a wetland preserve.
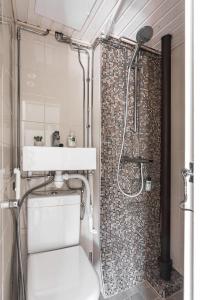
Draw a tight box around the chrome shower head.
[136,26,153,45]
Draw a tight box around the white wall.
[19,29,185,283]
[171,42,185,275]
[0,1,15,299]
[20,31,86,148]
[19,31,93,270]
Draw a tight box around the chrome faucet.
[52,131,60,147]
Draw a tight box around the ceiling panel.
[142,0,184,39]
[13,0,185,50]
[148,11,184,48]
[117,0,165,38]
[72,0,103,39]
[124,0,178,38]
[81,0,118,41]
[35,0,97,31]
[114,0,151,36]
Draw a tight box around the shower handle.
[179,163,194,212]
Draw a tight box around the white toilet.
[27,191,100,300]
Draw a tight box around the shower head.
[136,26,153,45]
[126,26,153,71]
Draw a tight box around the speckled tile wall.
[99,38,183,298]
[100,38,162,297]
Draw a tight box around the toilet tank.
[27,191,80,254]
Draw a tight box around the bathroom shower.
[117,26,153,198]
[0,0,186,298]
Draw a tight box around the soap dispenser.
[67,132,77,147]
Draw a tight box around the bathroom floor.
[99,282,183,300]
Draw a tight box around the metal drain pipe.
[160,34,172,281]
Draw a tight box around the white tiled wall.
[19,30,90,274]
[20,31,86,148]
[0,0,15,299]
[21,101,61,146]
[22,101,45,123]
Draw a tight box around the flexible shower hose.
[13,176,54,300]
[116,47,144,198]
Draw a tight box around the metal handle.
[179,163,194,212]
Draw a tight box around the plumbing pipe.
[16,176,54,300]
[54,30,91,49]
[133,55,139,133]
[55,32,91,147]
[77,49,86,147]
[66,180,85,220]
[63,173,96,234]
[20,172,51,179]
[70,43,91,147]
[119,36,160,55]
[16,27,21,169]
[160,34,172,281]
[63,173,90,213]
[18,25,49,36]
[54,171,64,188]
[14,168,21,200]
[16,26,50,168]
[0,18,14,171]
[91,48,94,147]
[88,171,97,234]
[0,16,12,25]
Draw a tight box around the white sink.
[22,146,96,171]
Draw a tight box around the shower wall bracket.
[160,34,172,281]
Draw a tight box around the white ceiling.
[13,0,185,50]
[35,0,97,31]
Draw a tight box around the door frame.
[193,0,200,299]
[184,0,194,300]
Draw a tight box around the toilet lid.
[27,246,100,300]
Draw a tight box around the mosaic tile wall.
[100,39,162,297]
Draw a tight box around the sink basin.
[22,146,96,171]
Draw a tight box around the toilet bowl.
[27,192,100,300]
[27,246,99,300]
